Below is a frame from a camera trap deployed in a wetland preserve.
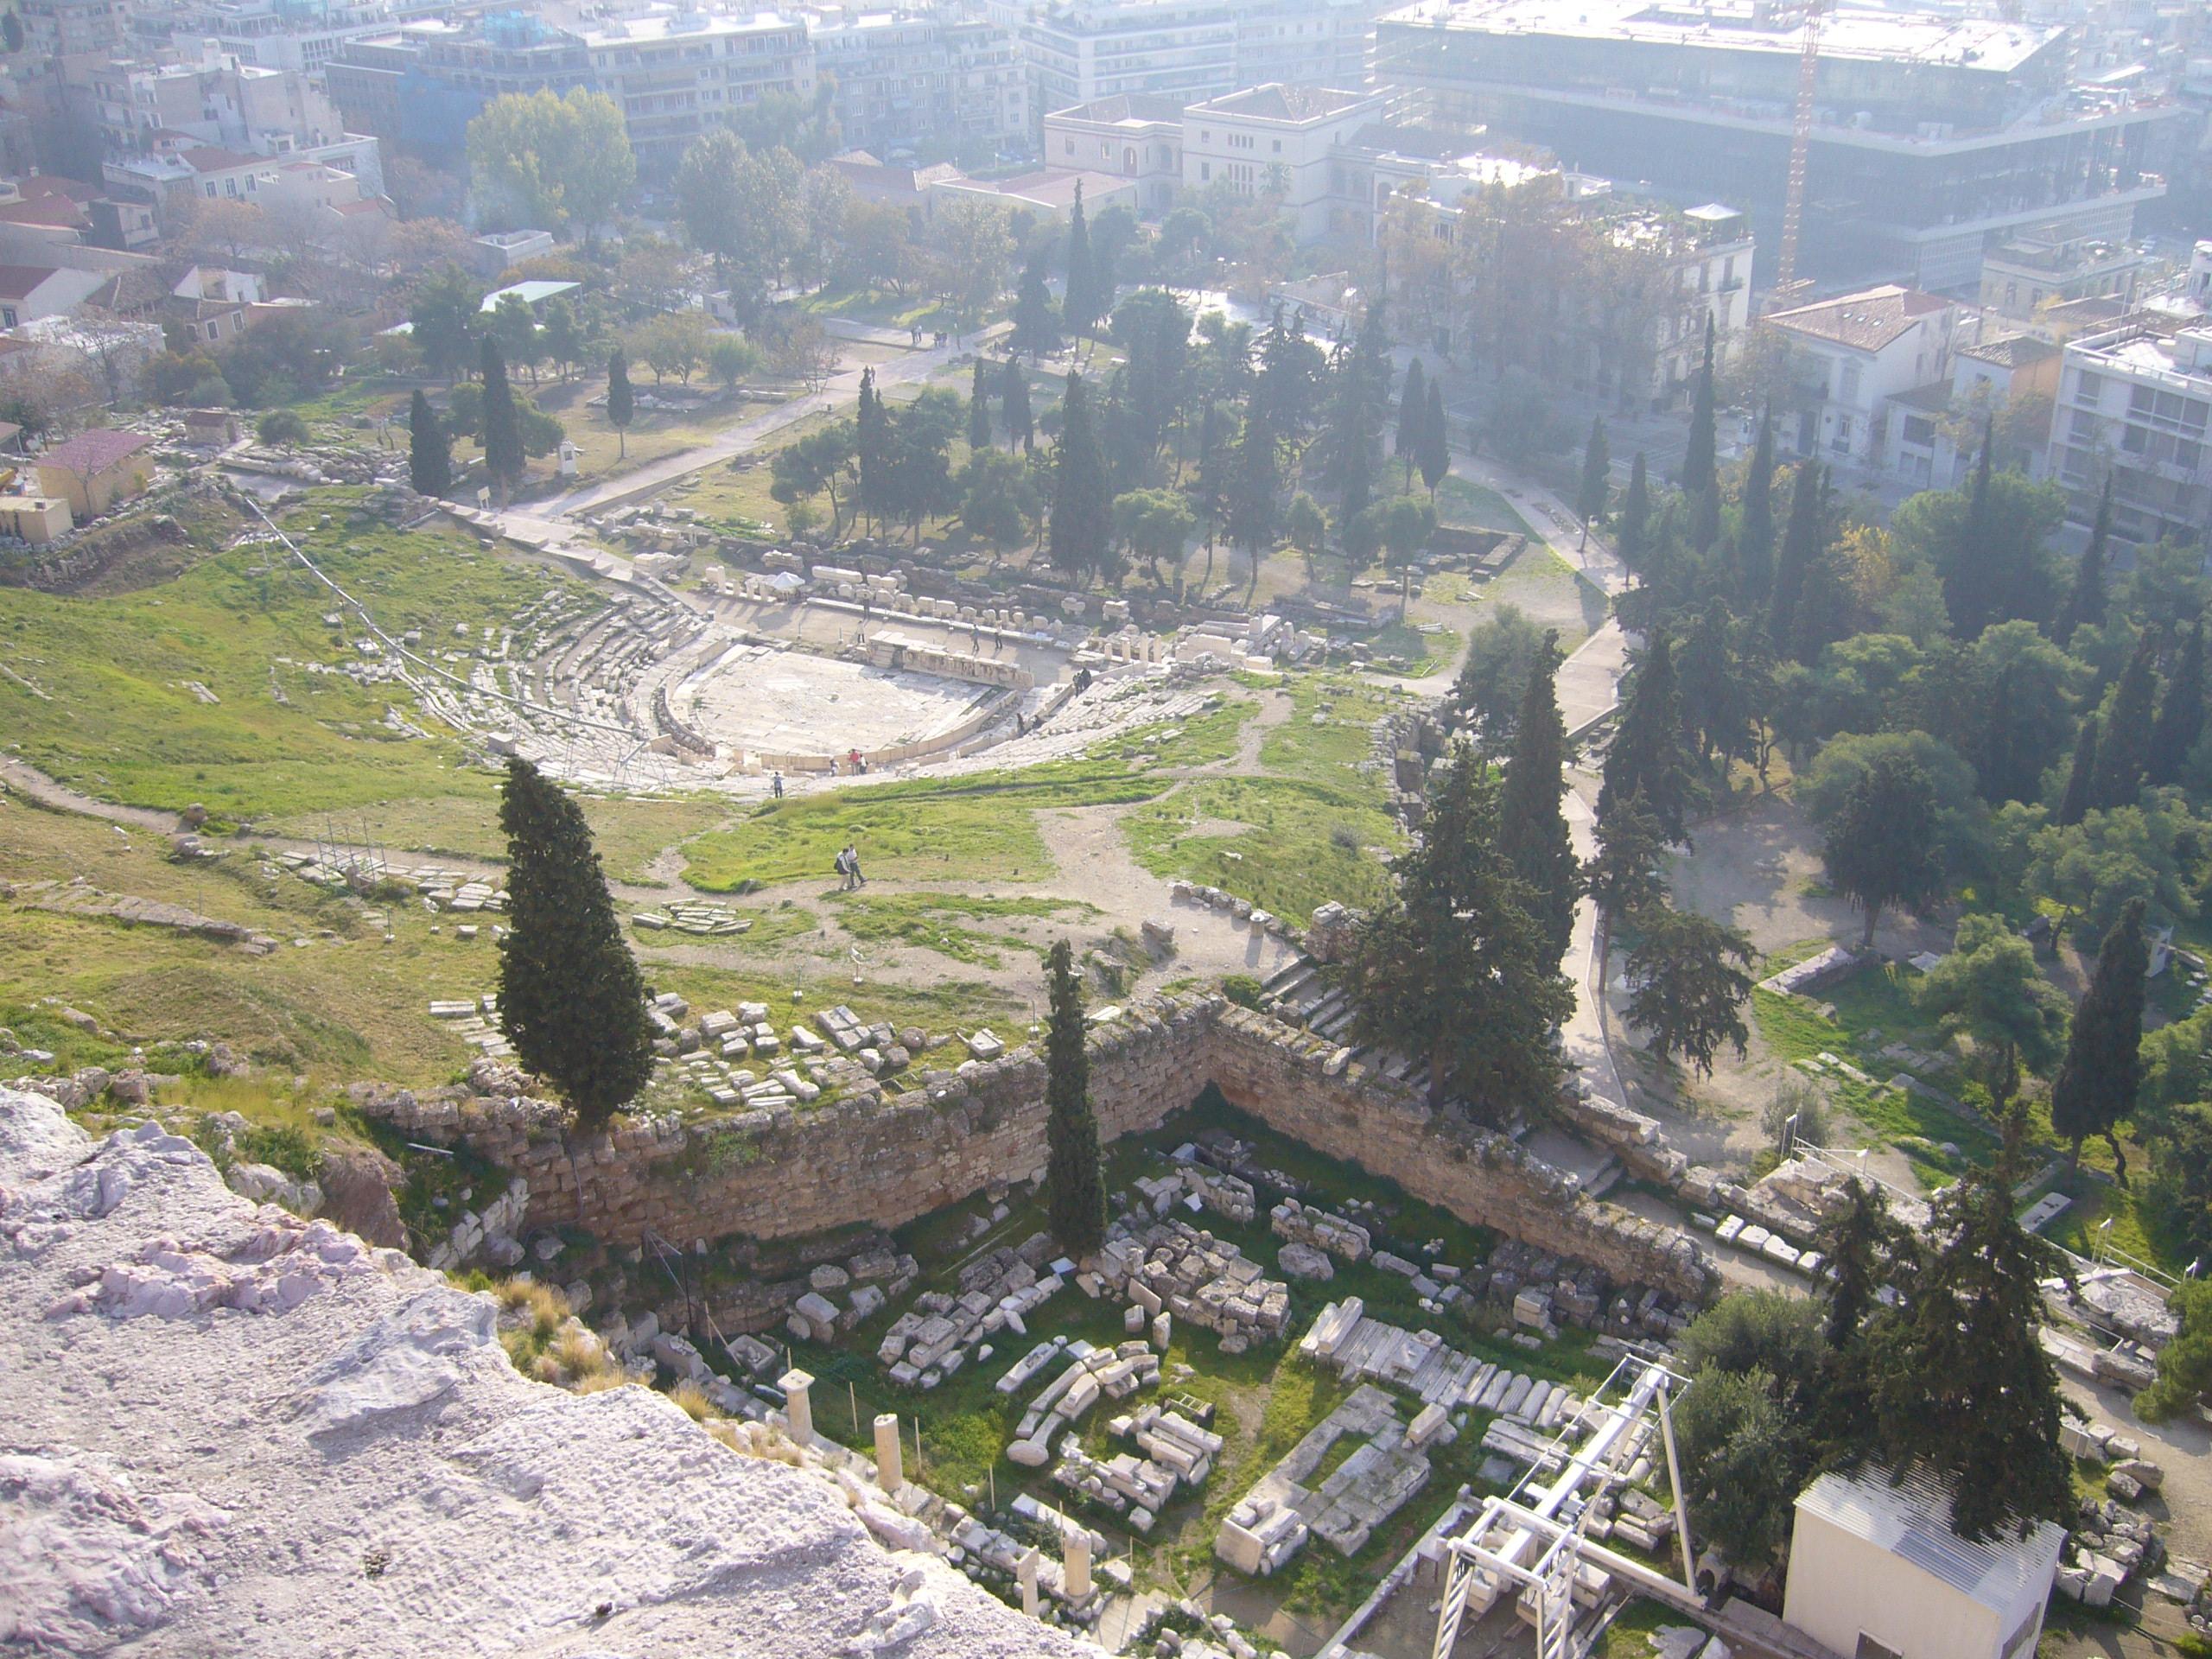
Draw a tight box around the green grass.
[679,702,1255,891]
[1592,1597,1689,1658]
[266,792,734,882]
[0,489,571,819]
[1437,475,1534,536]
[1123,776,1401,919]
[827,892,1099,968]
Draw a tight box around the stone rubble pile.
[2062,1497,2163,1608]
[878,1233,1064,1389]
[1007,1338,1162,1468]
[1108,1219,1289,1354]
[1269,1197,1371,1264]
[1215,1382,1431,1575]
[631,900,753,937]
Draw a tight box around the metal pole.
[1658,1382,1697,1597]
[849,1379,859,1433]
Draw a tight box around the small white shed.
[1783,1469,2063,1659]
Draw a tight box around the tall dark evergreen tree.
[1001,359,1034,454]
[606,347,633,460]
[1046,372,1112,582]
[2056,713,2099,827]
[2148,620,2204,786]
[1821,754,1944,948]
[1009,255,1058,360]
[1873,1156,2075,1542]
[2052,477,2112,648]
[1599,633,1696,843]
[1624,904,1754,1076]
[1788,481,1852,666]
[2050,897,2148,1180]
[407,389,451,496]
[1973,662,2041,805]
[1769,460,1824,654]
[1576,416,1610,550]
[1063,181,1098,341]
[1043,938,1106,1255]
[968,355,992,451]
[1324,302,1389,524]
[1618,451,1650,576]
[1497,632,1579,971]
[1942,424,2004,638]
[1341,748,1572,1116]
[1395,358,1426,489]
[496,757,654,1131]
[1418,379,1450,499]
[1586,788,1669,925]
[2091,631,2159,810]
[1735,409,1776,609]
[855,367,890,528]
[1682,312,1718,499]
[479,334,524,499]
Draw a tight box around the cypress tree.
[496,757,654,1131]
[407,389,450,497]
[1873,1156,2075,1542]
[1047,372,1111,582]
[1944,423,1999,637]
[1770,460,1823,654]
[2148,619,2204,786]
[1418,378,1449,498]
[2056,713,2098,827]
[1395,358,1426,489]
[1599,632,1696,843]
[1789,480,1851,666]
[1497,631,1580,972]
[1043,938,1105,1255]
[606,347,633,460]
[480,334,524,499]
[1736,408,1776,609]
[1973,662,2040,805]
[2091,631,2158,810]
[1009,255,1058,360]
[2053,477,2112,647]
[1002,359,1034,454]
[969,355,992,452]
[1618,451,1650,576]
[1063,181,1096,342]
[1576,416,1610,550]
[1682,312,1717,498]
[855,367,889,528]
[2050,897,2148,1181]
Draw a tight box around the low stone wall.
[357,995,1714,1303]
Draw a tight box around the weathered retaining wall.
[359,993,1714,1302]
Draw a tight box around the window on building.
[1198,161,1209,181]
[1833,414,1853,450]
[2075,370,2102,405]
[1854,1639,1904,1659]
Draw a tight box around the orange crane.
[1772,0,1825,301]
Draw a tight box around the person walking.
[771,770,785,798]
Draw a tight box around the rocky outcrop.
[359,995,1715,1305]
[0,1085,1092,1658]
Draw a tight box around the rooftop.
[575,7,799,47]
[0,264,66,301]
[180,146,274,175]
[1959,334,2060,369]
[480,279,581,311]
[1044,92,1189,127]
[1796,1468,2064,1617]
[38,428,156,475]
[1380,0,2063,76]
[1767,284,1953,353]
[1185,83,1377,123]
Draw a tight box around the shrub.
[257,409,310,447]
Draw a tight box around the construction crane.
[1772,0,1826,302]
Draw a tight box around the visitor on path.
[836,842,866,890]
[771,771,785,798]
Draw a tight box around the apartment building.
[1179,84,1384,242]
[1979,232,2158,321]
[573,5,814,168]
[324,14,593,157]
[1231,0,1380,94]
[800,8,1027,157]
[20,0,132,60]
[1884,333,2061,491]
[1014,0,1235,129]
[82,49,346,159]
[1765,284,1968,465]
[1040,91,1182,212]
[2048,316,2212,543]
[172,0,407,71]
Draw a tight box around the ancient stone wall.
[358,994,1713,1302]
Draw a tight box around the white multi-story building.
[1179,83,1383,242]
[1231,0,1379,94]
[1040,91,1183,213]
[574,5,815,168]
[172,0,406,72]
[1012,0,1235,131]
[1765,284,1969,466]
[801,8,1026,157]
[2047,315,2212,544]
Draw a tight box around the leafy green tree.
[969,356,992,452]
[1047,372,1113,583]
[479,334,524,499]
[467,88,634,249]
[708,334,763,392]
[959,447,1043,558]
[2136,1279,2212,1423]
[2090,631,2159,810]
[2056,713,2097,827]
[539,296,583,379]
[1112,487,1194,586]
[1819,753,1942,947]
[1253,305,1325,438]
[1043,938,1106,1255]
[1625,904,1754,1075]
[489,293,543,385]
[1452,601,1548,753]
[1002,359,1034,453]
[1586,789,1668,925]
[771,418,858,538]
[1418,378,1449,499]
[1816,1178,1914,1354]
[1223,404,1282,602]
[2052,476,2112,647]
[1009,255,1058,361]
[2139,1109,2212,1275]
[1322,308,1389,524]
[880,388,963,541]
[1497,632,1579,970]
[1394,358,1427,490]
[1915,913,2067,1117]
[496,757,654,1130]
[407,390,450,496]
[605,347,633,461]
[1285,491,1327,579]
[257,408,308,447]
[1891,461,2063,641]
[1682,1290,1833,1402]
[1575,416,1610,548]
[2050,897,2148,1179]
[1340,748,1573,1115]
[1378,493,1437,619]
[1599,632,1696,843]
[2026,803,2189,949]
[1872,1158,2075,1541]
[1673,1366,1808,1572]
[409,264,485,381]
[2148,619,2204,787]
